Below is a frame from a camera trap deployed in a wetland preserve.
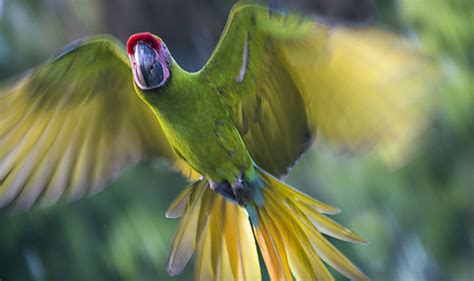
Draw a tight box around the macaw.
[0,3,435,280]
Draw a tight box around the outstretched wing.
[0,35,198,212]
[199,4,436,177]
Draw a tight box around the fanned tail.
[166,168,369,280]
[251,168,369,281]
[166,180,261,280]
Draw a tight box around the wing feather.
[199,4,436,176]
[0,35,199,212]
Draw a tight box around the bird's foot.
[209,180,236,202]
[209,173,254,206]
[231,172,253,206]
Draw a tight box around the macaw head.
[127,32,171,90]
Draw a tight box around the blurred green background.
[0,0,472,280]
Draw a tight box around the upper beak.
[133,42,156,86]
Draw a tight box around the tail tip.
[164,211,174,219]
[166,264,181,277]
[166,255,185,277]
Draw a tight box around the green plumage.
[135,64,254,183]
[135,5,317,185]
[0,3,436,280]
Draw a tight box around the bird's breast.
[153,100,252,182]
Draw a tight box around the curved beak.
[133,42,158,89]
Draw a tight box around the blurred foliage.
[0,0,472,280]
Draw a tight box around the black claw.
[209,173,254,206]
[209,180,237,202]
[231,173,252,206]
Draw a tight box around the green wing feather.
[0,35,198,212]
[200,4,436,176]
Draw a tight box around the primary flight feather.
[0,3,435,280]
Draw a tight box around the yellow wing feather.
[201,4,437,175]
[278,27,437,163]
[0,35,200,212]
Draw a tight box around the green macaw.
[0,3,435,281]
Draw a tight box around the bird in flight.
[0,3,435,280]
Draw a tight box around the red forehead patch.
[126,32,161,55]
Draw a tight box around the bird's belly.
[161,117,252,182]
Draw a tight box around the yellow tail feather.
[254,169,369,281]
[167,180,260,280]
[167,169,368,280]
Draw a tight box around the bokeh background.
[0,0,472,280]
